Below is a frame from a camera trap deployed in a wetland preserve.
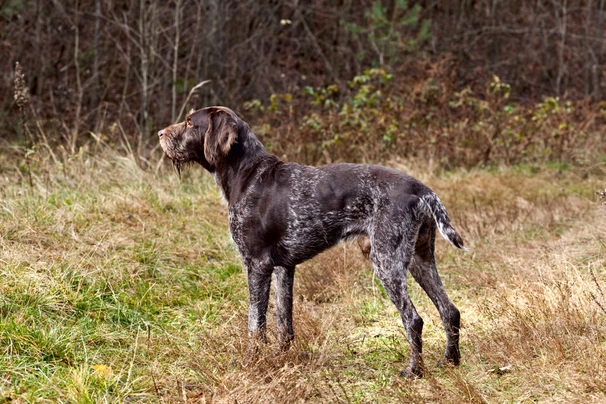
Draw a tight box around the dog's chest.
[227,204,250,256]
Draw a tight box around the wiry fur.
[158,106,467,377]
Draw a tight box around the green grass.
[0,151,245,402]
[1,149,606,402]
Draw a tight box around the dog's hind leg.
[370,210,425,377]
[409,221,461,367]
[273,266,295,349]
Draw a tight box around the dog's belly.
[272,216,368,267]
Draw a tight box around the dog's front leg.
[247,261,273,346]
[274,266,295,349]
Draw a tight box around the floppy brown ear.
[203,110,238,165]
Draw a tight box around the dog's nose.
[158,129,164,138]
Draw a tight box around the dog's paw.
[277,336,293,352]
[400,366,423,379]
[436,355,460,368]
[242,341,262,366]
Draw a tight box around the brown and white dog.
[158,106,466,377]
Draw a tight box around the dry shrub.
[467,269,606,400]
[162,300,343,403]
[245,63,606,168]
[440,166,606,402]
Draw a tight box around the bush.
[244,66,606,167]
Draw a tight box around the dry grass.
[1,146,605,403]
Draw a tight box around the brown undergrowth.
[1,145,605,402]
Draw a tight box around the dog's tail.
[419,192,467,251]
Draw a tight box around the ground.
[1,149,605,403]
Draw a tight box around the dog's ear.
[203,109,238,165]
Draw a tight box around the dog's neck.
[214,125,279,205]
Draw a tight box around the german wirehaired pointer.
[158,106,466,377]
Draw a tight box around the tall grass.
[1,144,605,402]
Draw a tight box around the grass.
[1,146,606,403]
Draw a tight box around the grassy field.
[1,147,605,403]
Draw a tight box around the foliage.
[246,67,605,167]
[346,0,431,67]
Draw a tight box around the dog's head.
[158,106,239,172]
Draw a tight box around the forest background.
[2,0,606,165]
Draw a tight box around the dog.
[158,106,466,377]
